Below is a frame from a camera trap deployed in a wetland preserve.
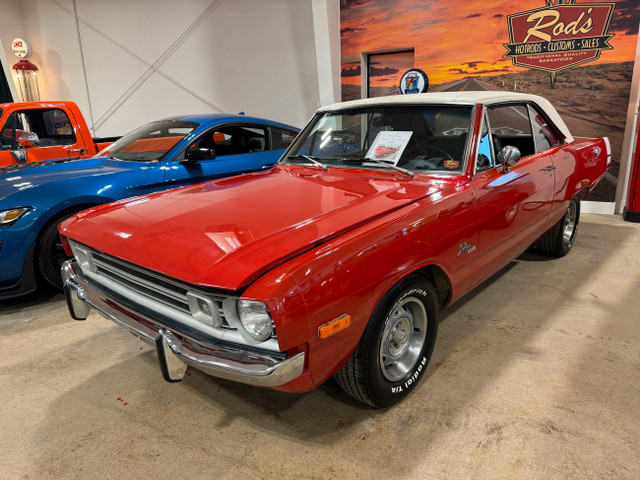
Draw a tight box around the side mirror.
[183,147,216,162]
[19,132,40,147]
[500,145,521,172]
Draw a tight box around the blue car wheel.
[36,208,87,289]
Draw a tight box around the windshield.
[282,105,473,174]
[100,120,198,161]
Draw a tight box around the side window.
[195,125,267,157]
[528,105,561,152]
[1,109,76,148]
[270,127,297,150]
[476,117,494,171]
[487,104,535,158]
[1,112,32,149]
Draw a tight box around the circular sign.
[11,38,32,59]
[400,69,429,95]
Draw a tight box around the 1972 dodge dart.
[60,92,610,407]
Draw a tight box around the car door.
[0,108,87,166]
[528,105,570,228]
[163,123,290,188]
[470,104,554,281]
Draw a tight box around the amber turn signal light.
[318,314,351,339]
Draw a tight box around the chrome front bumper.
[62,260,304,386]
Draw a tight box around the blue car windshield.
[100,120,199,162]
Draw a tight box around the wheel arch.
[575,187,589,200]
[413,263,452,310]
[32,196,115,260]
[32,198,111,288]
[33,195,115,237]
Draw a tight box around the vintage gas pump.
[11,38,41,101]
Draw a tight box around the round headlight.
[237,299,274,342]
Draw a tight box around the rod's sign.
[504,1,614,81]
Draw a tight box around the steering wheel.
[401,145,454,170]
[404,145,453,161]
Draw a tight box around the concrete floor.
[0,214,639,479]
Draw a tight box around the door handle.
[67,148,85,155]
[541,165,556,172]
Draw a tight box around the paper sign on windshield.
[365,131,413,165]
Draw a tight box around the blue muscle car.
[0,113,298,299]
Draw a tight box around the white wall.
[0,0,320,137]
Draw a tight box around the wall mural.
[340,0,639,201]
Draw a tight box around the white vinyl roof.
[320,91,574,143]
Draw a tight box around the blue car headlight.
[0,207,31,226]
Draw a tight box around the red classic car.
[60,92,610,407]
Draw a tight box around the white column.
[312,0,340,107]
[615,24,640,214]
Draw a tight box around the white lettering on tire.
[390,355,428,394]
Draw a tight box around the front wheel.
[534,197,580,257]
[36,209,85,289]
[335,274,439,408]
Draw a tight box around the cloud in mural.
[448,66,511,75]
[341,65,361,77]
[340,0,374,9]
[463,61,486,69]
[609,0,639,34]
[341,27,366,37]
[369,66,400,77]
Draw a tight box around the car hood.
[61,165,455,290]
[0,156,139,201]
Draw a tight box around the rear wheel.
[335,274,438,408]
[36,209,86,289]
[534,197,580,257]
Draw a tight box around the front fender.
[0,207,42,288]
[239,186,476,389]
[0,196,115,292]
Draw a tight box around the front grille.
[88,249,232,329]
[92,251,191,313]
[69,240,280,352]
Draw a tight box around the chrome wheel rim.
[379,296,427,382]
[562,201,577,246]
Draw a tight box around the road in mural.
[341,0,638,201]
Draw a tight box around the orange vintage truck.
[0,101,117,167]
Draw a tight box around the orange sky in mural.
[341,0,639,87]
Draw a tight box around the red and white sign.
[11,38,32,59]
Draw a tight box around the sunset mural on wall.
[341,0,637,93]
[340,0,639,201]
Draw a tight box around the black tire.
[335,274,438,408]
[534,197,580,258]
[36,209,85,289]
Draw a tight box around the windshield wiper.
[343,156,414,178]
[287,155,328,171]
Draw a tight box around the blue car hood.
[0,156,141,201]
